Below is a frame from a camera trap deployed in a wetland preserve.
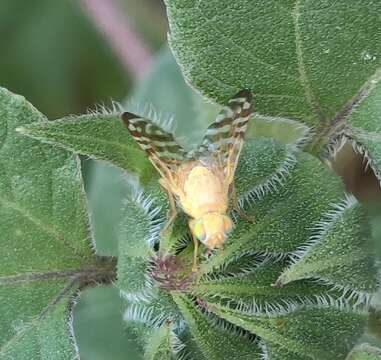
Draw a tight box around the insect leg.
[230,182,255,224]
[159,178,178,234]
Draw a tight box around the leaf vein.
[293,0,325,121]
[332,66,381,125]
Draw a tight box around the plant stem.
[78,0,153,81]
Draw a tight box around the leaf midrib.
[292,0,325,121]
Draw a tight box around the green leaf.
[346,344,381,360]
[144,322,181,360]
[165,0,381,125]
[172,294,263,360]
[165,0,381,176]
[0,283,77,359]
[276,196,378,297]
[191,260,337,312]
[124,290,184,344]
[0,87,115,358]
[210,302,365,360]
[15,113,155,184]
[264,341,308,360]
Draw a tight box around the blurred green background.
[2,0,381,359]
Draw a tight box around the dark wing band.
[122,112,187,176]
[197,89,253,178]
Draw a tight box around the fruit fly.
[122,89,253,271]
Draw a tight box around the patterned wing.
[121,112,187,178]
[198,89,253,184]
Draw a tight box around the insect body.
[171,160,233,248]
[122,89,253,270]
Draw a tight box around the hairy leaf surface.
[165,0,381,124]
[165,0,381,178]
[0,87,115,358]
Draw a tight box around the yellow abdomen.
[179,165,228,219]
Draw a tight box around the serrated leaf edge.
[258,340,269,360]
[238,147,297,209]
[119,182,165,303]
[348,134,381,184]
[198,252,270,280]
[144,322,185,360]
[174,294,262,359]
[124,180,165,247]
[192,265,350,316]
[120,276,156,304]
[67,290,82,360]
[280,194,377,306]
[123,301,186,332]
[289,194,358,263]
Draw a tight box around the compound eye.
[193,219,206,242]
